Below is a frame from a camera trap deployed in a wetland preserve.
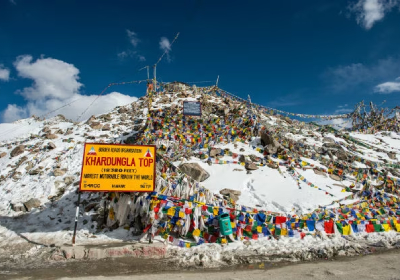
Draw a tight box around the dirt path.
[2,249,400,280]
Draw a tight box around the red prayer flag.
[324,221,334,234]
[366,224,375,233]
[275,216,287,224]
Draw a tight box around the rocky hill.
[0,82,399,262]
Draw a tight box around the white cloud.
[118,30,146,61]
[0,65,10,81]
[375,77,400,93]
[348,0,400,29]
[335,104,353,114]
[159,37,172,62]
[324,57,400,92]
[1,55,138,123]
[2,104,27,123]
[319,118,353,129]
[159,37,171,53]
[117,51,128,59]
[126,29,140,47]
[14,55,83,100]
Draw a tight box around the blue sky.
[0,0,400,123]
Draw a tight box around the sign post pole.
[72,190,81,245]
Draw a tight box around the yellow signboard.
[79,143,156,192]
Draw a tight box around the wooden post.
[153,65,157,94]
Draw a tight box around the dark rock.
[220,188,241,202]
[25,161,34,171]
[329,174,342,181]
[45,134,58,139]
[11,202,26,212]
[90,122,103,130]
[178,163,210,182]
[210,148,221,157]
[323,137,335,144]
[118,107,129,114]
[260,131,274,147]
[85,202,98,212]
[313,169,327,177]
[24,198,41,211]
[64,176,75,185]
[102,124,111,131]
[267,162,279,169]
[245,162,258,170]
[10,145,25,157]
[387,152,396,160]
[47,142,56,149]
[336,149,348,161]
[249,155,259,162]
[54,169,66,176]
[29,169,40,175]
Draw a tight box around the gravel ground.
[2,249,400,280]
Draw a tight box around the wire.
[154,32,180,66]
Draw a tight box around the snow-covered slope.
[0,84,399,257]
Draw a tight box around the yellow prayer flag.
[382,224,391,232]
[167,208,175,216]
[342,225,351,235]
[213,208,219,216]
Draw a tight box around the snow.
[0,87,399,261]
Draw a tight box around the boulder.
[11,202,26,212]
[25,161,34,171]
[329,174,342,181]
[323,137,335,144]
[239,154,246,163]
[0,152,7,158]
[387,152,396,160]
[29,169,40,175]
[336,149,348,161]
[90,122,103,130]
[313,169,327,177]
[42,126,51,133]
[210,148,221,157]
[267,162,279,169]
[47,142,56,149]
[102,124,111,131]
[24,198,41,211]
[178,163,210,182]
[118,107,129,114]
[220,188,241,202]
[45,134,58,139]
[54,169,66,176]
[102,114,113,121]
[245,162,258,170]
[64,176,75,185]
[249,154,260,162]
[86,115,96,124]
[10,145,25,157]
[260,131,274,146]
